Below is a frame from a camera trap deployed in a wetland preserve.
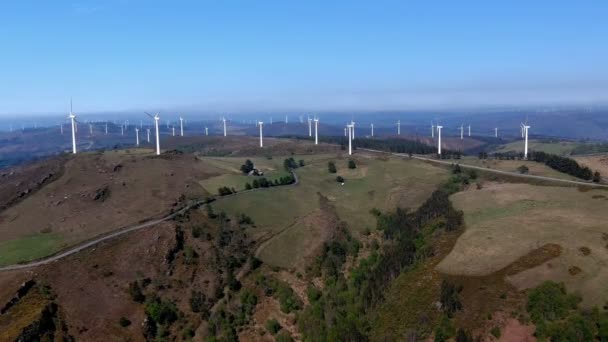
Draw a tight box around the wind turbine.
[285,115,288,124]
[121,125,124,136]
[68,103,77,154]
[147,128,151,142]
[307,116,312,137]
[259,121,264,147]
[105,122,108,135]
[89,123,93,136]
[431,121,435,138]
[371,123,374,137]
[145,112,161,155]
[521,122,531,159]
[135,128,140,146]
[397,120,400,135]
[179,116,184,136]
[347,123,354,155]
[60,123,63,135]
[468,124,471,137]
[437,125,443,155]
[172,126,175,136]
[314,117,319,145]
[351,119,356,139]
[205,127,208,136]
[460,124,464,140]
[222,117,227,136]
[344,126,347,137]
[495,127,498,138]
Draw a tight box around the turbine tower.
[431,121,435,138]
[147,128,151,142]
[105,122,108,135]
[259,121,264,147]
[522,123,531,159]
[347,123,354,155]
[68,107,77,154]
[60,123,63,135]
[308,117,312,137]
[468,124,471,137]
[397,120,400,135]
[351,120,356,139]
[89,123,93,136]
[135,128,140,146]
[172,126,175,136]
[179,116,184,136]
[314,117,319,145]
[495,127,498,138]
[145,112,161,155]
[460,124,464,140]
[437,125,443,155]
[371,123,374,137]
[121,125,124,136]
[222,117,227,137]
[205,127,208,136]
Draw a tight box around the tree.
[336,176,345,183]
[328,161,337,173]
[299,159,305,167]
[452,164,462,174]
[440,280,463,317]
[245,183,252,190]
[240,159,254,174]
[593,171,601,183]
[517,165,529,174]
[266,319,282,335]
[348,159,357,169]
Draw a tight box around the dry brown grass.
[439,181,608,307]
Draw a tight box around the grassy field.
[459,156,580,181]
[197,156,293,194]
[494,139,579,156]
[211,153,448,268]
[437,182,608,307]
[0,233,63,266]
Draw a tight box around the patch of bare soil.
[579,246,591,256]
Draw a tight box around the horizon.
[1,1,608,115]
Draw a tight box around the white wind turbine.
[68,102,77,154]
[89,123,93,136]
[314,117,319,145]
[521,122,531,159]
[222,117,227,136]
[370,123,374,137]
[468,124,471,137]
[259,121,264,147]
[460,124,464,140]
[147,128,151,142]
[145,112,161,155]
[121,124,124,136]
[307,116,312,137]
[172,125,175,136]
[351,119,356,139]
[135,128,140,146]
[495,127,498,138]
[347,123,354,155]
[105,122,108,135]
[431,121,435,138]
[344,126,347,137]
[60,122,63,135]
[205,126,208,136]
[437,125,443,155]
[179,116,184,136]
[397,120,400,135]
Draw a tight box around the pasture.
[494,139,579,156]
[437,182,608,307]
[212,152,448,268]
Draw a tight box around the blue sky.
[1,0,607,115]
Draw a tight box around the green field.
[211,153,448,268]
[0,233,63,267]
[460,156,579,181]
[494,139,579,156]
[438,182,608,307]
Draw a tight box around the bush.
[119,317,131,327]
[527,281,579,323]
[299,159,305,167]
[218,186,233,196]
[328,161,337,173]
[440,280,463,317]
[490,326,501,338]
[336,176,344,183]
[240,160,254,174]
[145,297,179,325]
[593,171,601,183]
[348,159,357,169]
[266,319,282,335]
[283,157,298,171]
[517,165,529,174]
[128,281,145,303]
[245,182,252,190]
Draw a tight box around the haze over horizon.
[1,0,607,116]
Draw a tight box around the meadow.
[212,152,448,268]
[493,139,579,156]
[438,182,608,307]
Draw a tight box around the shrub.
[128,281,145,303]
[190,290,206,313]
[218,186,233,196]
[336,176,345,183]
[266,319,282,335]
[328,161,337,173]
[245,182,252,190]
[490,326,501,338]
[299,159,305,167]
[517,165,529,174]
[348,159,357,169]
[119,317,131,327]
[240,160,254,174]
[145,298,179,325]
[440,280,463,317]
[593,171,601,183]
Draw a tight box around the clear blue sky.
[1,0,607,115]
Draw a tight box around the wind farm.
[2,1,608,341]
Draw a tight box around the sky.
[1,0,608,115]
